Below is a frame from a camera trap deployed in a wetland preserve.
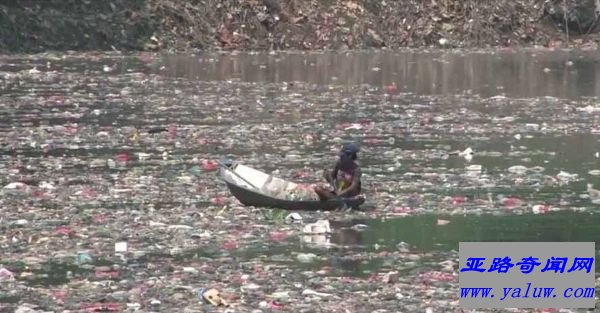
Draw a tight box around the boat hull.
[219,163,365,211]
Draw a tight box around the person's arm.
[324,161,339,185]
[337,167,361,197]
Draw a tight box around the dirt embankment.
[1,0,600,54]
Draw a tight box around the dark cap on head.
[339,142,359,156]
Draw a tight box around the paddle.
[216,160,261,191]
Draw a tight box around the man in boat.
[314,142,362,201]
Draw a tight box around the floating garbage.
[0,268,15,281]
[198,288,229,307]
[382,271,399,284]
[0,52,597,313]
[532,204,551,214]
[350,223,368,231]
[285,213,303,224]
[303,220,331,234]
[261,177,320,201]
[450,147,473,161]
[588,170,600,176]
[297,253,319,263]
[114,242,127,253]
[437,219,451,226]
[508,165,528,175]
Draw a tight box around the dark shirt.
[333,161,361,196]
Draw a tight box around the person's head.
[338,142,358,164]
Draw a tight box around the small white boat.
[219,161,365,211]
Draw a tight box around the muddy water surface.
[0,49,599,312]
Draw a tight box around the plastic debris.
[382,271,399,284]
[302,289,332,297]
[114,242,127,253]
[437,219,450,226]
[285,213,303,223]
[450,147,473,161]
[0,51,596,313]
[303,220,331,234]
[297,253,319,263]
[198,288,229,307]
[0,268,15,281]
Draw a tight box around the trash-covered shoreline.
[2,0,600,54]
[2,51,600,312]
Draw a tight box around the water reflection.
[157,50,600,99]
[327,256,362,273]
[14,213,600,286]
[301,219,366,248]
[302,212,600,275]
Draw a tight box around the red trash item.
[95,271,120,279]
[81,188,97,199]
[201,159,218,171]
[501,197,523,209]
[211,196,225,206]
[55,226,75,237]
[223,240,238,250]
[269,231,289,242]
[419,271,456,282]
[451,196,466,205]
[51,289,68,301]
[93,214,107,223]
[269,301,284,309]
[392,207,412,214]
[384,83,398,94]
[168,124,177,139]
[114,153,129,162]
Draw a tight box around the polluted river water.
[0,49,599,312]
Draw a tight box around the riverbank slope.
[1,0,600,53]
